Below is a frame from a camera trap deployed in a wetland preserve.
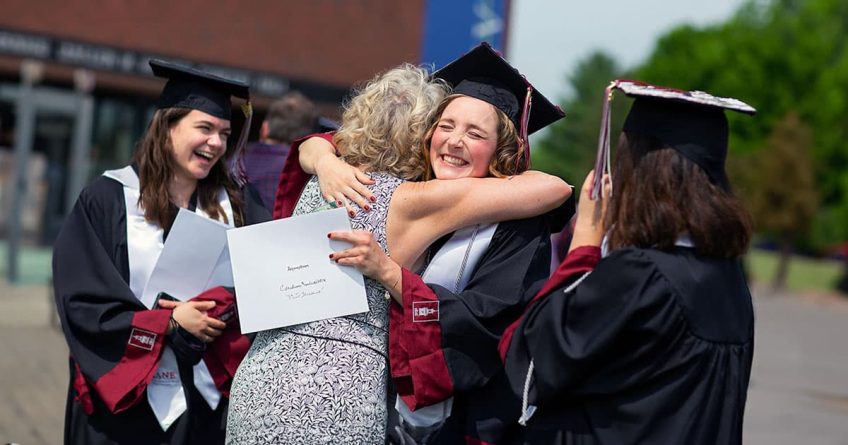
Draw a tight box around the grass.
[746,248,844,293]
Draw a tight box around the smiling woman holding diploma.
[52,61,268,445]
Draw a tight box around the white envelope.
[141,209,230,306]
[226,207,368,333]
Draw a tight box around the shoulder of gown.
[54,172,170,413]
[506,247,753,405]
[390,211,557,409]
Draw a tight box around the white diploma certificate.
[141,209,231,307]
[226,207,368,333]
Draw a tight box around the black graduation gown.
[53,174,269,445]
[501,247,754,445]
[388,199,573,443]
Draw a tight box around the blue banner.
[420,0,510,69]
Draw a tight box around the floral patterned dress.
[226,173,403,444]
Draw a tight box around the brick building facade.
[0,0,428,109]
[0,0,510,246]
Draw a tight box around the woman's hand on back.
[314,154,376,217]
[298,136,375,216]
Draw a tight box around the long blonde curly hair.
[334,64,449,180]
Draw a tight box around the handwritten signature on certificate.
[227,207,367,332]
[280,263,328,300]
[280,278,327,300]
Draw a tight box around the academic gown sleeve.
[390,204,574,410]
[501,248,754,444]
[54,178,268,414]
[272,132,335,219]
[504,248,674,405]
[497,244,602,361]
[53,177,171,414]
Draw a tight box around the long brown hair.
[420,94,526,180]
[132,108,244,232]
[605,132,751,258]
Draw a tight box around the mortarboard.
[317,116,341,133]
[150,59,250,120]
[592,80,755,204]
[149,59,253,185]
[433,42,565,169]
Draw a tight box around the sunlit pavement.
[745,289,848,445]
[0,281,65,445]
[1,281,847,445]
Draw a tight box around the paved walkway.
[0,281,65,445]
[2,280,847,444]
[744,290,848,444]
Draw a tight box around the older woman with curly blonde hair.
[334,63,442,181]
[265,44,574,444]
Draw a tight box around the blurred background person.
[242,91,320,211]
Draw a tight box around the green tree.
[531,52,625,187]
[635,0,848,255]
[744,114,818,289]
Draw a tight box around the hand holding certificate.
[141,208,231,308]
[226,207,368,333]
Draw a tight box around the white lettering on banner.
[0,27,296,97]
[0,30,50,58]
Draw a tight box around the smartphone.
[315,200,339,212]
[152,292,179,309]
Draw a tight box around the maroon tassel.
[590,81,617,224]
[516,85,533,173]
[592,82,616,200]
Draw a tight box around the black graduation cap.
[149,59,253,184]
[591,80,755,201]
[432,43,565,168]
[150,59,250,120]
[317,116,340,132]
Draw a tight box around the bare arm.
[388,171,572,267]
[297,136,336,174]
